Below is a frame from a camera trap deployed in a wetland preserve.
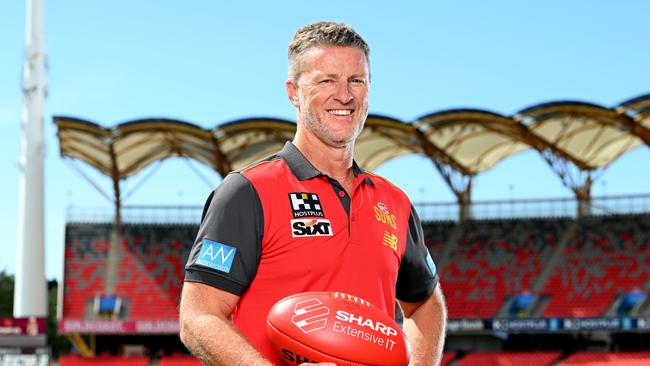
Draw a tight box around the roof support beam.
[440,167,473,223]
[416,129,473,221]
[210,134,232,176]
[104,140,122,297]
[540,149,602,218]
[618,93,650,145]
[625,118,650,146]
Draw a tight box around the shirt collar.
[278,141,374,185]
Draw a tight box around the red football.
[266,291,411,366]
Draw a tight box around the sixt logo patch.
[291,219,333,237]
[196,239,237,273]
[292,298,330,333]
[289,192,325,218]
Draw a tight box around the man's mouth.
[327,109,354,116]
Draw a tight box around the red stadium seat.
[454,351,561,366]
[58,354,149,366]
[541,215,650,317]
[559,351,650,365]
[62,223,198,322]
[159,354,203,366]
[440,352,456,366]
[435,218,568,318]
[428,214,650,319]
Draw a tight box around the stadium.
[40,93,650,366]
[4,1,650,366]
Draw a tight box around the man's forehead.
[300,46,369,74]
[302,45,367,61]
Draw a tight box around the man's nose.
[334,82,353,104]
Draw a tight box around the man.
[180,22,446,365]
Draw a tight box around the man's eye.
[352,79,366,84]
[320,79,334,84]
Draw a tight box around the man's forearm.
[402,286,447,366]
[180,313,272,366]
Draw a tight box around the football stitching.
[267,320,371,366]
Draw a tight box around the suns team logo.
[374,202,397,230]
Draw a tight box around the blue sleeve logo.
[425,252,437,276]
[196,239,237,273]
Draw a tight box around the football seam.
[266,319,370,366]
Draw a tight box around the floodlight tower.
[14,0,47,318]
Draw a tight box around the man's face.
[289,46,370,148]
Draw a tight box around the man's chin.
[325,135,357,148]
[329,141,351,149]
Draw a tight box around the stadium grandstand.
[37,92,650,365]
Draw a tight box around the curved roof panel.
[619,93,650,121]
[55,115,430,179]
[618,93,650,144]
[55,116,218,179]
[516,101,642,169]
[56,116,113,174]
[115,118,216,177]
[414,109,535,174]
[355,115,421,171]
[214,117,296,171]
[55,92,650,189]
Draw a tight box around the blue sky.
[1,1,649,280]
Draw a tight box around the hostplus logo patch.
[289,192,325,218]
[291,298,330,333]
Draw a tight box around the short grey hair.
[288,21,370,82]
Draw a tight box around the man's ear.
[286,79,299,107]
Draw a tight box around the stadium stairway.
[523,220,577,317]
[530,221,577,294]
[429,222,464,271]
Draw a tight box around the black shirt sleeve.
[184,172,263,295]
[396,205,439,303]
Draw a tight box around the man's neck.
[292,133,355,191]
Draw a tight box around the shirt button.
[338,191,345,197]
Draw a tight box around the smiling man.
[179,22,447,366]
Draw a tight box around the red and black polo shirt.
[185,142,438,364]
